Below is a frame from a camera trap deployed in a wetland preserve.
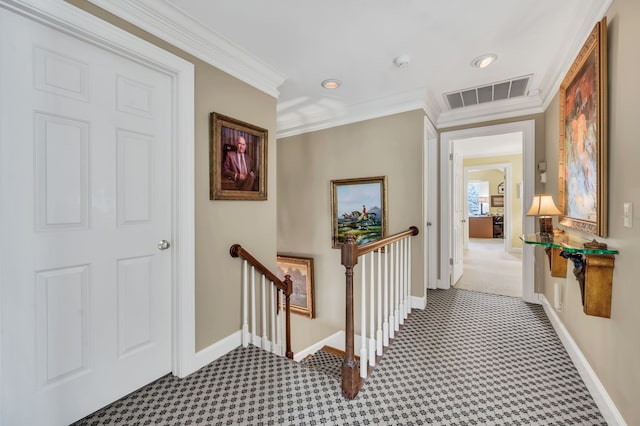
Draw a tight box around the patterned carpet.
[299,348,343,380]
[74,289,605,425]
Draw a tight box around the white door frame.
[422,117,438,296]
[0,0,196,389]
[440,120,537,303]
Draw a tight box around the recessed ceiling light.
[471,54,498,69]
[321,79,341,89]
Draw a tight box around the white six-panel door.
[1,7,173,425]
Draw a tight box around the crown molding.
[541,0,613,112]
[87,0,286,98]
[276,88,427,138]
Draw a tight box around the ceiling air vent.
[444,75,532,110]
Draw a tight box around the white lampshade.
[526,194,562,217]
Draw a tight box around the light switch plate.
[624,202,633,228]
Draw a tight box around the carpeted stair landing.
[299,346,344,380]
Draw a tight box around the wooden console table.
[521,233,619,318]
[469,216,493,238]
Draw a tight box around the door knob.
[158,240,171,250]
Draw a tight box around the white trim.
[87,0,285,99]
[541,295,627,426]
[293,331,344,362]
[424,116,439,291]
[0,0,197,382]
[440,120,536,301]
[411,295,427,310]
[541,0,613,113]
[188,331,243,374]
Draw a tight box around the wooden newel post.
[283,275,294,359]
[341,233,361,399]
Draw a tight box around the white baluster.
[270,283,276,354]
[360,256,368,378]
[383,243,390,347]
[369,252,376,367]
[407,237,412,316]
[390,242,396,335]
[251,266,257,346]
[261,275,268,351]
[376,248,383,356]
[277,290,284,356]
[242,260,249,347]
[399,239,405,325]
[394,241,400,331]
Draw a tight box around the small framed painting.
[276,255,315,318]
[330,176,388,248]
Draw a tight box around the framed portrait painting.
[276,255,315,318]
[209,112,268,201]
[330,176,388,248]
[558,18,607,237]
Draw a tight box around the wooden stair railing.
[230,244,293,359]
[341,226,419,399]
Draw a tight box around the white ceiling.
[89,0,611,138]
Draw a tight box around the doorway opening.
[439,120,536,303]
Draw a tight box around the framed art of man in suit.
[210,112,268,201]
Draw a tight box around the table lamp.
[526,194,562,235]
[477,196,488,215]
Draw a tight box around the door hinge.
[449,153,453,161]
[449,258,453,265]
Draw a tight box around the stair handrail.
[230,244,293,359]
[355,226,419,257]
[340,225,419,399]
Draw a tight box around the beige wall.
[67,1,279,351]
[277,110,425,351]
[541,0,640,423]
[465,155,524,249]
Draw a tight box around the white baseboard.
[180,330,242,377]
[411,295,426,309]
[541,295,627,426]
[293,331,344,362]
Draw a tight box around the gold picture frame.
[330,176,388,248]
[276,255,315,318]
[209,112,267,201]
[558,18,607,237]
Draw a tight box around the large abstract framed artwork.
[276,255,315,318]
[210,112,267,201]
[558,18,607,237]
[330,176,388,248]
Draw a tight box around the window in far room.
[468,181,489,216]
